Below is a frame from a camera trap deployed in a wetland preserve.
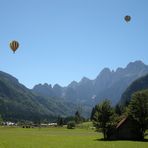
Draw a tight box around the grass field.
[0,126,147,148]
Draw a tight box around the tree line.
[57,110,86,129]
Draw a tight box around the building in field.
[2,121,16,126]
[108,116,142,140]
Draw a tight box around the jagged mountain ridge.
[32,61,148,105]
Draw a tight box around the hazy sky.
[0,0,148,88]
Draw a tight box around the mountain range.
[0,60,148,121]
[32,60,148,106]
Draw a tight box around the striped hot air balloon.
[9,40,19,53]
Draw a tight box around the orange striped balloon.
[9,40,19,53]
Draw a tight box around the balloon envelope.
[124,15,131,22]
[9,40,19,53]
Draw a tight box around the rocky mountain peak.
[79,77,91,85]
[68,81,78,88]
[97,68,111,78]
[126,60,145,69]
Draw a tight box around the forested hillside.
[120,74,148,106]
[0,71,76,121]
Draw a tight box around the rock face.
[32,60,148,106]
[33,83,54,97]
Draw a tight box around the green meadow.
[0,126,147,148]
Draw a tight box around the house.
[2,121,16,126]
[108,116,142,140]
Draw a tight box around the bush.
[67,121,76,129]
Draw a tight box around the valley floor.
[0,127,147,148]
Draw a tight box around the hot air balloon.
[9,40,19,53]
[124,15,131,22]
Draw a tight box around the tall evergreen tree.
[115,104,122,115]
[75,111,81,124]
[0,114,3,124]
[90,107,96,121]
[57,116,64,126]
[128,90,148,140]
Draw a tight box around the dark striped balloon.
[9,40,19,53]
[124,15,131,22]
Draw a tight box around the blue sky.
[0,0,148,88]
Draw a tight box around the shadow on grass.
[94,138,148,142]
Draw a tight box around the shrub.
[67,121,76,129]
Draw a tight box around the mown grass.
[76,121,94,129]
[0,126,147,148]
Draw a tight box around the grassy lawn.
[0,126,147,148]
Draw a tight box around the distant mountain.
[33,83,55,97]
[0,71,76,122]
[1,60,148,121]
[119,74,148,106]
[32,61,148,108]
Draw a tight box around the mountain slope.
[0,71,76,121]
[119,74,148,106]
